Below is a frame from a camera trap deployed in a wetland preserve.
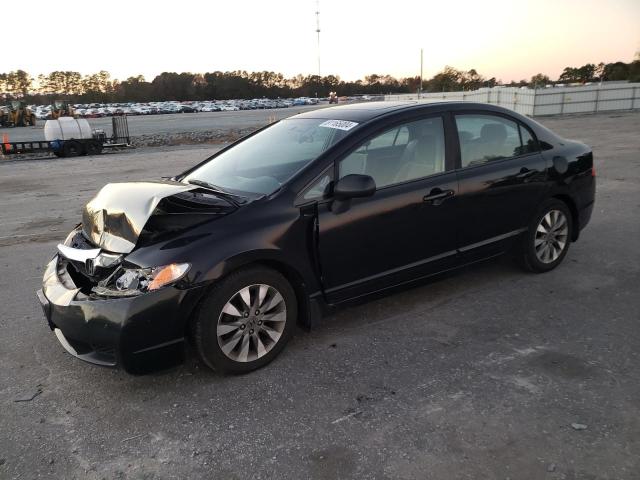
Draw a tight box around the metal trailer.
[1,116,131,158]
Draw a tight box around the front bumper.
[37,256,206,373]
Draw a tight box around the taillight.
[591,166,596,177]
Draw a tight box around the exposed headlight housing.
[92,263,190,297]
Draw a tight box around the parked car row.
[27,97,329,120]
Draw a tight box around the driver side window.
[338,117,446,189]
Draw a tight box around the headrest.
[414,134,436,163]
[480,123,507,143]
[458,130,473,143]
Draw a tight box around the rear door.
[453,112,549,258]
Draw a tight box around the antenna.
[315,0,321,79]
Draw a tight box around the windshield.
[183,118,353,196]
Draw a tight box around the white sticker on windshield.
[319,120,359,131]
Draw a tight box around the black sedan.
[37,101,596,374]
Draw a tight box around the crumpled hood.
[82,181,197,254]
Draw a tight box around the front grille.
[63,258,98,293]
[58,227,124,294]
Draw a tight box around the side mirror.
[333,174,376,200]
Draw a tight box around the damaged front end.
[66,180,236,297]
[37,180,239,372]
[82,180,237,254]
[49,227,191,301]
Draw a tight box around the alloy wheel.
[216,284,287,362]
[535,209,569,264]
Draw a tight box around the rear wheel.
[62,140,83,157]
[85,140,103,156]
[519,199,572,273]
[193,266,297,374]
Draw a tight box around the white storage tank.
[44,117,92,141]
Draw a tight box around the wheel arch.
[253,259,313,328]
[184,256,316,341]
[551,193,580,241]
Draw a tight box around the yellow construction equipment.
[50,100,75,119]
[0,101,36,127]
[0,106,10,127]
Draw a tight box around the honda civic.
[37,101,596,374]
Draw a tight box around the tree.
[40,71,83,95]
[559,67,578,83]
[116,75,153,102]
[425,66,464,92]
[629,59,640,82]
[529,73,550,88]
[2,70,33,97]
[461,69,485,90]
[594,62,605,82]
[577,64,596,83]
[82,71,115,102]
[5,54,637,105]
[558,64,597,83]
[0,73,7,97]
[151,72,200,100]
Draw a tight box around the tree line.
[1,57,638,104]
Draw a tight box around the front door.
[316,115,460,304]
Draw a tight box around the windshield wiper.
[186,179,247,204]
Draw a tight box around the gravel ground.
[0,112,639,479]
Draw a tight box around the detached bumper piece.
[37,255,204,373]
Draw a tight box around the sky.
[4,0,639,83]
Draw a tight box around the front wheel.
[192,266,297,374]
[519,199,572,273]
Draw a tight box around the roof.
[293,101,420,122]
[292,100,521,123]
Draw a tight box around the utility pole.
[315,0,321,98]
[419,48,423,99]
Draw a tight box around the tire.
[192,266,297,374]
[519,198,573,273]
[62,141,83,157]
[85,140,103,156]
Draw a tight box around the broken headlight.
[92,263,190,297]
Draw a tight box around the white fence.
[384,83,640,116]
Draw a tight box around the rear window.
[455,114,537,167]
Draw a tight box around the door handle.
[515,167,538,179]
[423,188,454,205]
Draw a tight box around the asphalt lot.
[0,105,324,143]
[1,111,639,479]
